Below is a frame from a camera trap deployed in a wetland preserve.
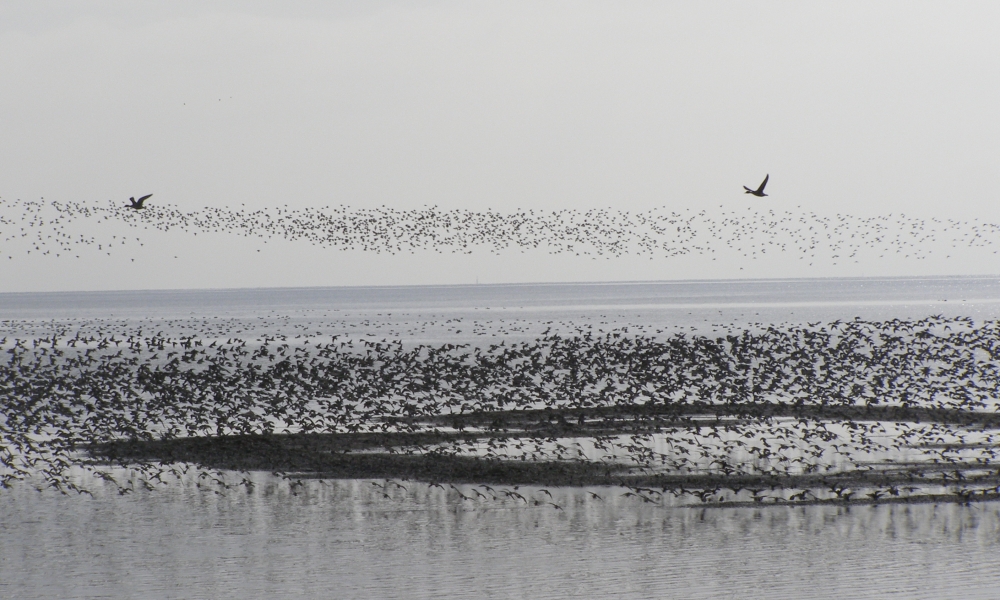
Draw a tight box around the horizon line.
[1,273,998,298]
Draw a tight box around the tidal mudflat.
[3,278,1000,508]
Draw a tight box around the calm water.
[4,475,1000,600]
[3,275,1000,599]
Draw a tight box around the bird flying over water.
[743,175,768,197]
[128,194,152,210]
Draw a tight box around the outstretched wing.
[756,174,769,193]
[137,194,153,204]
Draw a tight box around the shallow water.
[3,276,1000,345]
[3,275,1000,598]
[3,476,1000,600]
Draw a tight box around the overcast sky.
[1,1,998,292]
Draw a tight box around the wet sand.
[89,401,1000,507]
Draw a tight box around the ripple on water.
[2,476,1000,600]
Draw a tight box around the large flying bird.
[743,175,769,197]
[128,194,152,210]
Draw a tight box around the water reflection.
[3,475,999,599]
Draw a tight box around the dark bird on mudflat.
[743,175,769,197]
[128,194,152,210]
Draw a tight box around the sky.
[1,1,998,292]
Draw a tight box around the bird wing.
[137,194,153,204]
[756,174,769,193]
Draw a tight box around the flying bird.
[128,194,152,210]
[743,175,769,197]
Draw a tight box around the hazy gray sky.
[1,1,998,291]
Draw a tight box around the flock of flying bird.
[2,313,999,505]
[0,177,997,264]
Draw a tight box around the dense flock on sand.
[3,314,1000,507]
[2,196,1000,507]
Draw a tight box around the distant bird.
[128,194,152,210]
[743,175,769,197]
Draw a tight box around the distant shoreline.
[4,272,999,297]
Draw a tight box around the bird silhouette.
[128,194,152,210]
[744,175,769,197]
